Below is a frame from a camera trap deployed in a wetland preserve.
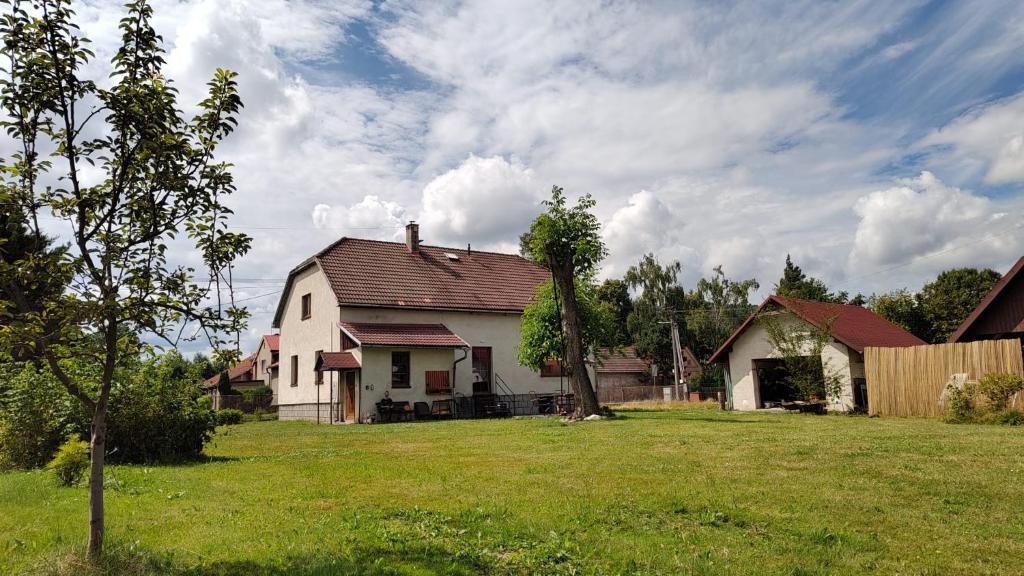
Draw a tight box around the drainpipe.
[453,347,469,418]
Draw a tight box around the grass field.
[2,406,1023,575]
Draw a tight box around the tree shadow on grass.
[42,542,487,576]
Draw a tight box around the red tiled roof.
[709,296,926,363]
[316,351,361,371]
[203,354,257,387]
[596,347,650,373]
[339,322,469,348]
[273,238,550,326]
[949,256,1024,342]
[262,334,280,352]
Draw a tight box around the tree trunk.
[87,399,107,558]
[87,415,106,556]
[548,257,601,417]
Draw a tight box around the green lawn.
[2,407,1023,575]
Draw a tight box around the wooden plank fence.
[865,339,1024,417]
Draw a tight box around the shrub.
[46,435,90,486]
[976,373,1024,411]
[0,352,217,468]
[0,364,88,470]
[944,382,978,424]
[216,409,243,425]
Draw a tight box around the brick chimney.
[405,221,420,253]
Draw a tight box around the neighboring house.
[949,256,1024,343]
[592,346,701,388]
[709,296,924,412]
[203,353,263,408]
[272,222,560,422]
[594,347,651,389]
[253,334,280,400]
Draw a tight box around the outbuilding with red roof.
[709,295,925,411]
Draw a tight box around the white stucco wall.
[725,313,854,412]
[254,338,278,398]
[274,265,564,421]
[340,306,561,402]
[276,263,341,407]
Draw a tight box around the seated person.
[380,390,394,408]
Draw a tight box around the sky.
[36,0,1024,354]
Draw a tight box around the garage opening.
[753,357,822,408]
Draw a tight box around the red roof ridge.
[709,295,925,363]
[948,256,1024,343]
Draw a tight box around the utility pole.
[671,321,688,400]
[669,315,681,401]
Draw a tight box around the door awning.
[315,351,361,372]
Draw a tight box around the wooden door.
[472,347,492,394]
[344,371,356,422]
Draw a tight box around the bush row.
[945,372,1024,425]
[0,352,220,470]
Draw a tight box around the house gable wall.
[277,263,340,409]
[726,312,854,411]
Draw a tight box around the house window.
[425,370,451,394]
[290,355,298,387]
[315,350,323,386]
[391,352,410,388]
[472,347,492,394]
[261,359,267,375]
[301,293,312,320]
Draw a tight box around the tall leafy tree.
[0,0,249,557]
[684,266,759,362]
[624,254,684,383]
[595,278,632,346]
[867,289,927,339]
[917,267,1001,343]
[521,186,606,417]
[774,254,853,304]
[517,279,616,375]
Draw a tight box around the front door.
[344,371,356,422]
[472,347,492,394]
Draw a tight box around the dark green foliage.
[917,268,1001,343]
[683,265,759,362]
[868,289,928,339]
[0,352,217,468]
[517,280,616,370]
[774,255,851,304]
[624,254,685,381]
[215,409,243,426]
[105,372,216,464]
[46,435,89,487]
[595,278,632,346]
[0,363,88,470]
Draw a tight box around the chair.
[413,401,432,420]
[431,399,454,419]
[392,401,413,421]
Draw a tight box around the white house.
[272,222,568,422]
[709,296,924,412]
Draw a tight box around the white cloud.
[601,191,678,278]
[418,155,542,251]
[920,93,1024,184]
[312,196,406,240]
[849,172,1021,270]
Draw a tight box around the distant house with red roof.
[592,346,701,390]
[709,296,925,412]
[949,256,1024,343]
[271,222,560,422]
[253,334,280,401]
[203,353,262,398]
